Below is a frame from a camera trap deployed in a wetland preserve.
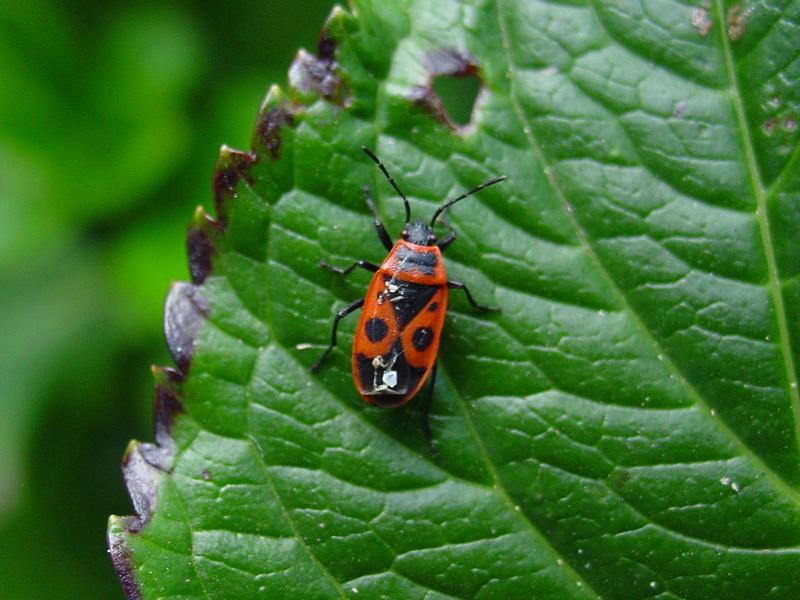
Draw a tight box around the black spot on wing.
[412,327,434,351]
[428,302,439,312]
[364,317,389,342]
[385,276,439,329]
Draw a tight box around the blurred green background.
[0,1,335,597]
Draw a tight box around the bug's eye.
[427,234,437,244]
[401,229,409,240]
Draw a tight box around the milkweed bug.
[312,146,506,453]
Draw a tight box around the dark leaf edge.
[107,4,496,596]
[105,18,328,600]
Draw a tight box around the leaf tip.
[326,4,349,22]
[260,84,288,110]
[322,4,356,41]
[212,145,256,217]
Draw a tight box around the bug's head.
[402,219,438,246]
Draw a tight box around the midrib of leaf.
[245,417,349,599]
[712,0,800,461]
[494,0,800,504]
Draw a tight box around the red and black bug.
[312,146,505,449]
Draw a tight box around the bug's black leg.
[320,259,379,276]
[437,229,457,252]
[311,297,365,371]
[420,363,439,459]
[447,280,500,312]
[363,186,394,251]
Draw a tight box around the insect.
[312,146,506,448]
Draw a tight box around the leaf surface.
[109,1,800,598]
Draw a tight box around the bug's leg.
[437,229,457,252]
[363,186,394,251]
[311,297,365,371]
[447,280,500,312]
[320,259,379,277]
[420,363,439,459]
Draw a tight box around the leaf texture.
[109,1,800,598]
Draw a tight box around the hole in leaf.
[432,73,480,128]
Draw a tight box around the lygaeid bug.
[312,147,506,448]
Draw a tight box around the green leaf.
[109,1,800,598]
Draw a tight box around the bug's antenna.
[430,176,507,226]
[362,146,411,223]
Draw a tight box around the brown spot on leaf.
[727,4,747,41]
[255,106,294,160]
[186,208,222,284]
[122,442,166,528]
[126,378,181,469]
[187,228,214,284]
[108,524,143,600]
[409,48,483,132]
[212,147,256,218]
[164,282,209,375]
[289,34,344,102]
[423,48,480,78]
[690,8,713,37]
[317,28,337,62]
[763,116,778,135]
[148,365,185,458]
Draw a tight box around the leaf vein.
[498,0,800,504]
[712,0,800,466]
